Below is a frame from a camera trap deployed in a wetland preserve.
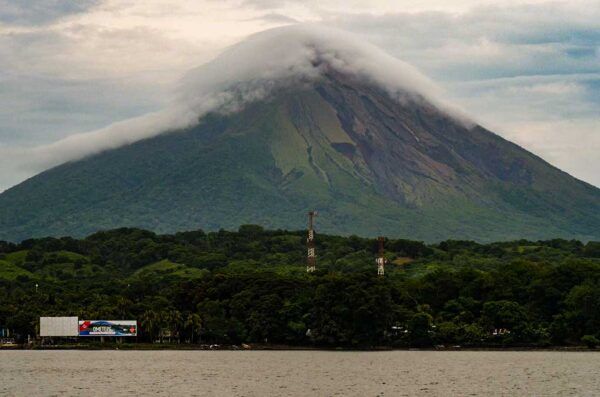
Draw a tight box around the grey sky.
[0,0,100,25]
[0,0,598,190]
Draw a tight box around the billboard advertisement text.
[79,320,137,336]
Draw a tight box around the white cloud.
[0,0,598,190]
[0,108,195,173]
[177,25,455,115]
[0,24,468,189]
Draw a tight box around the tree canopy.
[1,226,599,347]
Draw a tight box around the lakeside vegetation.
[1,226,600,348]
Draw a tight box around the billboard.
[79,320,137,336]
[40,317,79,337]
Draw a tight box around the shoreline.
[3,343,599,352]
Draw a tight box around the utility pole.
[376,236,386,276]
[307,211,317,273]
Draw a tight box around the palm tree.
[116,297,132,319]
[140,310,157,343]
[167,309,183,343]
[184,313,202,344]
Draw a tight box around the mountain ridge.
[0,71,598,242]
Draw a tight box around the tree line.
[1,226,599,347]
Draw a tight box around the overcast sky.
[0,0,598,190]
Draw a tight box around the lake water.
[1,350,599,396]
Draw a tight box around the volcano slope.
[1,69,598,242]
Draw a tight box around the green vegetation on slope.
[1,226,600,347]
[0,79,598,243]
[0,259,34,281]
[132,259,208,280]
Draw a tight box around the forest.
[1,226,600,348]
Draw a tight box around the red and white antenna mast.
[307,211,317,273]
[376,236,387,276]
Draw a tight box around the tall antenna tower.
[307,211,317,273]
[376,236,386,276]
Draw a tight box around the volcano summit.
[0,26,598,242]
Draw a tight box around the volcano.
[0,27,598,242]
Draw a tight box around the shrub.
[581,335,599,349]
